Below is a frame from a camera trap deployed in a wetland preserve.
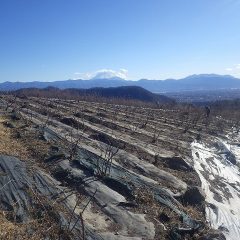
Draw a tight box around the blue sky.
[0,0,240,82]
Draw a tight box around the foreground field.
[0,95,239,240]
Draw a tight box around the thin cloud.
[225,64,240,77]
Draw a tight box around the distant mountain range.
[1,74,240,92]
[13,86,174,104]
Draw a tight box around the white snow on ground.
[191,134,240,240]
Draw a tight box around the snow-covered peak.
[73,69,128,80]
[91,69,128,80]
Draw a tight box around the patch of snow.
[191,135,240,240]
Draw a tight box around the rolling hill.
[13,86,174,104]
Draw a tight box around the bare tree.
[3,94,18,112]
[151,123,161,143]
[95,136,120,177]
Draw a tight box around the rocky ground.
[0,95,239,240]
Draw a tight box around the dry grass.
[0,115,71,239]
[0,205,73,240]
[0,114,51,169]
[0,116,29,160]
[0,213,27,240]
